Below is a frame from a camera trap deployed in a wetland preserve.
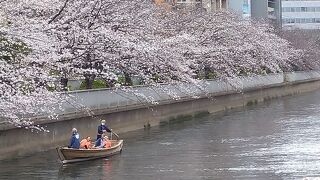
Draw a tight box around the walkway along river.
[1,90,320,179]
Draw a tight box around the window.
[307,7,315,12]
[282,7,320,12]
[283,18,295,24]
[289,18,295,23]
[283,19,289,24]
[283,7,291,12]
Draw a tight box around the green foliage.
[238,66,272,77]
[196,71,218,80]
[115,74,133,86]
[151,74,160,82]
[0,36,31,64]
[49,70,62,76]
[117,75,126,85]
[238,67,250,76]
[47,85,56,92]
[206,72,217,79]
[259,66,271,75]
[80,79,107,90]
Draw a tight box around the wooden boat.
[56,140,123,164]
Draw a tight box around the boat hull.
[56,140,123,164]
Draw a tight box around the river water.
[2,90,320,179]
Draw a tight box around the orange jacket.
[80,139,92,149]
[105,140,112,149]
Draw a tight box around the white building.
[281,0,320,29]
[232,0,320,30]
[159,0,318,30]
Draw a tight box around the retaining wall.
[1,71,320,159]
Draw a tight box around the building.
[281,0,320,29]
[155,0,320,30]
[229,0,320,30]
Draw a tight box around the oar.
[111,130,120,139]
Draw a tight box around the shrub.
[80,79,107,90]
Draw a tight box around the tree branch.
[48,0,69,24]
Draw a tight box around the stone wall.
[1,71,320,159]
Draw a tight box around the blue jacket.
[97,124,111,139]
[68,133,80,149]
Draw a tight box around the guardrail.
[55,71,320,116]
[1,71,319,124]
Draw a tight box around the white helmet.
[72,128,77,133]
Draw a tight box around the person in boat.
[95,135,112,149]
[105,136,112,149]
[96,119,112,140]
[80,136,92,149]
[68,128,80,149]
[95,135,106,148]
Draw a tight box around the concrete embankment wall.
[1,71,320,159]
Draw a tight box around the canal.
[1,90,320,179]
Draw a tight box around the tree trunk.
[84,74,96,89]
[124,72,132,86]
[60,77,68,91]
[204,66,210,79]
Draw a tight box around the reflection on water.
[58,158,114,179]
[2,91,320,179]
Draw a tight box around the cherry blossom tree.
[154,9,306,78]
[0,0,316,129]
[0,0,64,129]
[278,29,320,70]
[0,34,64,130]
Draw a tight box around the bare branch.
[48,0,69,24]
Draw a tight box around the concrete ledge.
[1,71,320,159]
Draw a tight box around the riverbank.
[1,71,320,159]
[2,88,320,179]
